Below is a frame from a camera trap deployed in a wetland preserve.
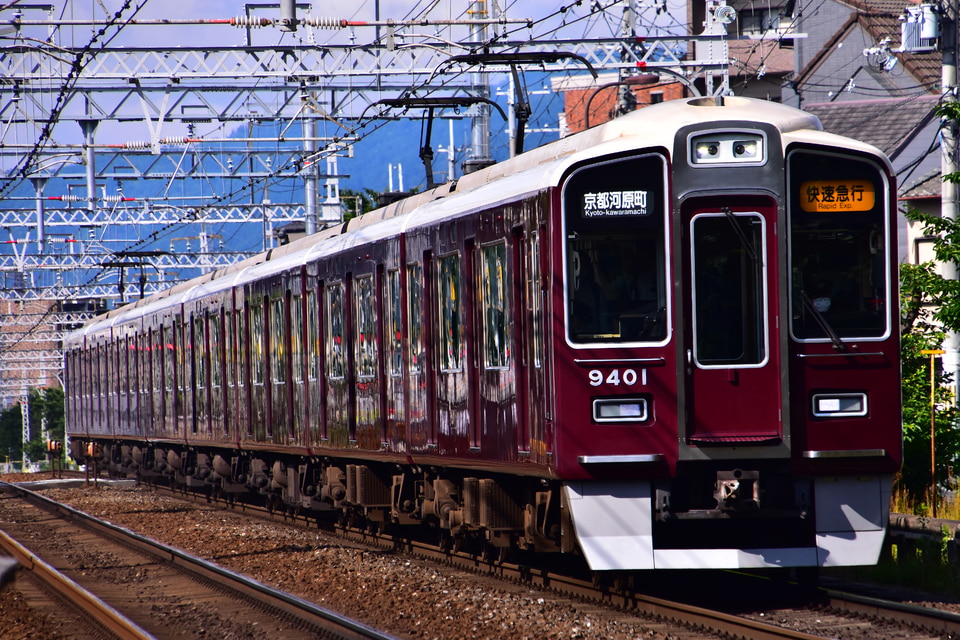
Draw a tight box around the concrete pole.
[304,115,318,235]
[941,2,958,405]
[79,120,99,218]
[466,0,492,173]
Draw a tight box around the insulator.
[123,140,151,149]
[229,15,272,28]
[160,136,189,145]
[46,194,83,202]
[302,16,350,29]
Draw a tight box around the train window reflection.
[482,242,509,369]
[326,283,345,380]
[270,298,286,385]
[562,154,668,344]
[306,290,319,382]
[407,264,424,373]
[386,269,402,377]
[250,303,264,385]
[691,213,767,366]
[354,275,377,378]
[788,150,888,340]
[291,295,303,383]
[438,254,464,371]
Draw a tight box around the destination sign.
[800,180,875,212]
[582,190,651,217]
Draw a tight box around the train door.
[384,266,405,448]
[353,271,382,450]
[267,291,292,444]
[325,280,350,447]
[520,223,549,462]
[476,234,516,458]
[405,258,431,448]
[681,197,782,445]
[250,296,267,441]
[223,298,237,443]
[192,311,208,437]
[290,288,307,447]
[209,308,225,439]
[435,247,472,453]
[305,279,322,447]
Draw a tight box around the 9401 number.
[588,369,643,387]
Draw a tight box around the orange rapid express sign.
[800,180,875,212]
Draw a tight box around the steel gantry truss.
[0,0,736,407]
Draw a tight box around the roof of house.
[804,94,938,156]
[900,169,941,199]
[728,38,795,78]
[794,0,940,95]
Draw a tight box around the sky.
[0,0,693,251]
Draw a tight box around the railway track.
[140,479,960,640]
[15,477,960,640]
[0,481,399,640]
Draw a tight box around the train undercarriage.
[77,440,571,559]
[72,439,888,571]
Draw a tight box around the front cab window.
[562,154,669,345]
[788,149,890,341]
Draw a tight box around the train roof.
[66,96,888,344]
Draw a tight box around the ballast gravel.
[2,477,674,640]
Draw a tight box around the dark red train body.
[64,96,902,571]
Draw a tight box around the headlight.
[689,132,765,165]
[593,398,649,422]
[812,393,867,417]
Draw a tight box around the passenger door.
[681,197,783,446]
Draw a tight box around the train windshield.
[562,154,668,344]
[787,149,889,341]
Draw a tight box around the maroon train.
[64,96,902,571]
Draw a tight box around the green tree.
[340,188,379,222]
[899,260,958,503]
[0,403,22,464]
[0,388,66,468]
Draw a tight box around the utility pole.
[465,0,494,174]
[941,0,959,401]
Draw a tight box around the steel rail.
[0,481,401,640]
[0,525,154,640]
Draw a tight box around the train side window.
[326,283,345,379]
[787,149,889,341]
[407,263,424,373]
[291,294,304,383]
[163,323,174,396]
[236,307,246,391]
[438,253,464,372]
[529,232,543,369]
[210,313,222,390]
[481,242,510,369]
[306,289,320,381]
[250,302,265,386]
[270,297,286,385]
[386,269,403,376]
[224,309,235,390]
[354,275,377,379]
[194,314,206,392]
[562,153,669,345]
[176,317,187,408]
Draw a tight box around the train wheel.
[438,530,454,552]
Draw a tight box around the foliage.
[903,210,960,331]
[0,387,65,466]
[899,206,960,504]
[340,187,379,221]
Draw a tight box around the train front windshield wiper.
[799,291,846,351]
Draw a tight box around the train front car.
[555,96,901,571]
